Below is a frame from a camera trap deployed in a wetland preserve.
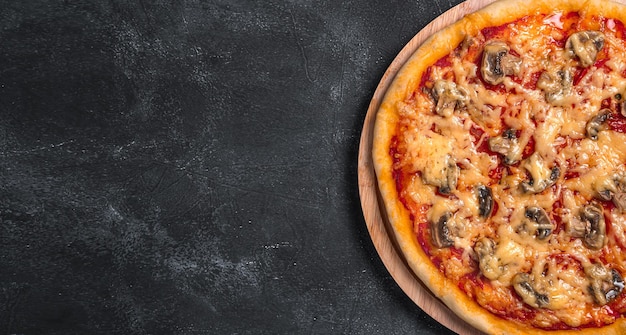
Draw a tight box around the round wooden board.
[357,1,496,334]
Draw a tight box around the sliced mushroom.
[481,41,522,85]
[476,185,494,218]
[537,69,573,104]
[474,237,503,280]
[566,31,605,67]
[517,206,554,240]
[607,186,626,212]
[512,273,550,308]
[597,189,613,202]
[567,214,588,239]
[583,205,606,250]
[586,109,611,141]
[521,152,560,194]
[431,80,469,118]
[431,212,454,248]
[440,157,459,195]
[613,192,626,212]
[584,263,625,306]
[568,204,606,250]
[488,129,520,165]
[422,154,459,195]
[595,173,626,212]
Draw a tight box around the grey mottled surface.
[0,0,463,334]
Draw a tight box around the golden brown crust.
[373,0,626,334]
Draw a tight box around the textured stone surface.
[0,1,461,334]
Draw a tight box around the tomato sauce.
[420,55,454,88]
[551,198,565,235]
[604,17,626,39]
[608,113,626,133]
[481,22,510,40]
[458,271,484,294]
[524,71,542,90]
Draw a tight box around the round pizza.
[372,0,626,333]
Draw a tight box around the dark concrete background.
[0,0,463,334]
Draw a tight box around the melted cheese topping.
[394,12,626,329]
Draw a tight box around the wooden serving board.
[357,0,496,334]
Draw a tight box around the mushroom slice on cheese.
[537,68,573,104]
[431,79,469,118]
[521,152,560,194]
[431,211,454,248]
[567,204,606,250]
[512,273,550,309]
[474,237,504,280]
[594,172,626,212]
[586,109,611,141]
[476,185,494,218]
[565,30,605,67]
[584,263,625,306]
[516,206,554,241]
[613,192,626,213]
[488,129,522,165]
[422,153,458,195]
[481,41,522,85]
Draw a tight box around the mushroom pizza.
[372,0,626,333]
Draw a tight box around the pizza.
[372,0,626,333]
